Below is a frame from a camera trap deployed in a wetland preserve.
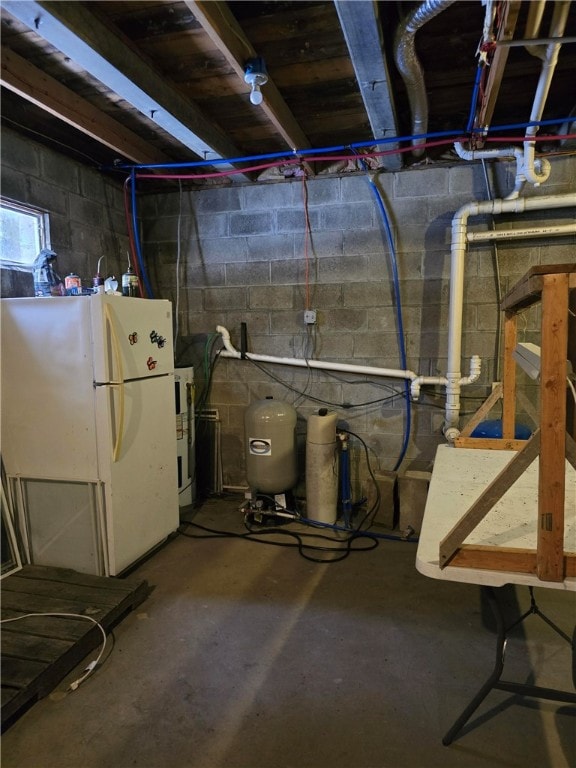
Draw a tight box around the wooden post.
[537,273,569,582]
[568,287,576,440]
[502,311,517,439]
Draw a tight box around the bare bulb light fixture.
[244,57,268,105]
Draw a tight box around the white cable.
[0,612,107,691]
[567,376,576,406]
[174,180,183,349]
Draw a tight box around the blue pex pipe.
[466,63,484,133]
[112,118,576,172]
[340,444,352,527]
[129,170,154,299]
[297,515,419,542]
[353,146,411,472]
[366,176,412,472]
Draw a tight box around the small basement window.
[0,199,51,270]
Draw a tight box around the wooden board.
[454,437,527,451]
[439,430,541,567]
[457,383,503,439]
[1,565,149,730]
[501,264,576,312]
[448,544,576,576]
[475,1,521,132]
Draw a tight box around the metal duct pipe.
[393,0,456,156]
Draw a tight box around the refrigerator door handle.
[105,304,125,462]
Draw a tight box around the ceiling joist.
[2,0,251,178]
[2,1,574,180]
[185,1,312,168]
[334,0,401,171]
[1,47,169,165]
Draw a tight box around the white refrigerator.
[1,294,179,576]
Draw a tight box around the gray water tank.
[245,398,298,494]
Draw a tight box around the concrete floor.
[2,495,575,768]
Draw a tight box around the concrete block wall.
[1,128,127,297]
[140,155,575,492]
[2,127,573,495]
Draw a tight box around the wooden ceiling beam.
[1,47,170,165]
[2,0,251,177]
[476,0,522,132]
[334,0,401,171]
[184,1,312,159]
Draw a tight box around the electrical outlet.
[304,309,317,324]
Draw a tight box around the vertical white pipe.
[524,0,548,59]
[523,2,570,184]
[445,203,474,436]
[455,2,566,191]
[444,193,576,436]
[526,1,569,132]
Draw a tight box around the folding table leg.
[442,586,505,746]
[443,586,576,746]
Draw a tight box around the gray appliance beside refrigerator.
[1,294,179,576]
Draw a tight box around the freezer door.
[90,294,174,383]
[95,374,179,574]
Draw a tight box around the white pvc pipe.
[217,324,419,381]
[218,193,574,441]
[217,325,480,402]
[524,0,547,60]
[454,2,567,196]
[523,2,569,184]
[502,35,576,48]
[444,192,576,437]
[526,1,568,134]
[467,222,576,242]
[454,142,523,163]
[453,143,528,200]
[454,138,550,200]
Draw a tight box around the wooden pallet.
[1,565,149,730]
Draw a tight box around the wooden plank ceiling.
[1,0,575,183]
